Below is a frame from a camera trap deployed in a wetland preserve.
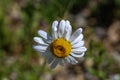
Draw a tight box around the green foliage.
[85,28,116,79]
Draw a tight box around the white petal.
[42,47,54,64]
[71,34,83,45]
[63,20,72,40]
[71,52,85,57]
[66,57,70,63]
[46,52,55,64]
[59,59,65,65]
[38,30,52,40]
[40,52,47,57]
[72,50,83,54]
[33,37,48,45]
[72,41,84,48]
[50,58,59,69]
[72,47,87,52]
[66,56,78,64]
[52,21,58,39]
[70,28,83,42]
[33,45,48,52]
[58,20,66,38]
[38,30,52,44]
[38,30,47,39]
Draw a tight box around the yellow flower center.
[50,38,72,58]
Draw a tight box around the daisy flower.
[33,20,87,69]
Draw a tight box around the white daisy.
[33,20,87,69]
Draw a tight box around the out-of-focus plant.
[84,27,118,80]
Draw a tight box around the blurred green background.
[0,0,120,80]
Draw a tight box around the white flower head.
[33,20,87,69]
